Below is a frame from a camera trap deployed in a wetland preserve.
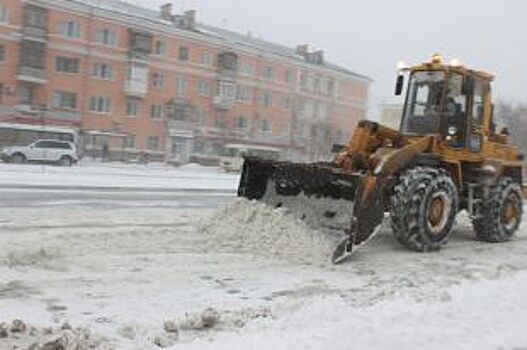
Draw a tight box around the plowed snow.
[197,198,343,265]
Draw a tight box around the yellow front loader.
[238,55,526,263]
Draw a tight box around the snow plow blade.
[238,157,385,263]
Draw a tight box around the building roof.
[69,0,372,82]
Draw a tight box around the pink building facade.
[0,0,371,163]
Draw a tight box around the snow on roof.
[65,0,371,81]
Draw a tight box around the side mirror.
[463,75,475,95]
[395,74,404,96]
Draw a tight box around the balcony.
[217,52,238,81]
[14,104,40,115]
[165,99,196,128]
[124,64,149,97]
[18,40,47,84]
[213,96,234,110]
[22,26,47,42]
[124,80,147,98]
[17,66,47,84]
[22,4,48,42]
[128,29,152,60]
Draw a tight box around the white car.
[1,139,78,166]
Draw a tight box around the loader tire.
[390,167,459,252]
[472,177,523,243]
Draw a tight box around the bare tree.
[498,101,527,156]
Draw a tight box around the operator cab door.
[443,73,468,149]
[467,77,488,153]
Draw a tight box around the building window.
[327,79,335,95]
[193,141,205,153]
[61,21,81,38]
[263,66,275,80]
[89,97,112,114]
[236,116,248,130]
[25,5,47,29]
[19,84,35,104]
[284,96,293,110]
[193,108,205,125]
[236,85,253,102]
[285,70,294,83]
[55,57,80,74]
[154,40,167,55]
[197,80,210,96]
[260,92,273,107]
[176,76,188,96]
[260,118,272,133]
[318,103,328,118]
[124,134,136,149]
[0,45,5,61]
[148,136,159,150]
[152,72,164,89]
[126,100,140,117]
[178,46,189,61]
[240,62,253,75]
[299,70,308,87]
[0,5,8,24]
[150,105,164,119]
[218,81,235,99]
[314,75,321,92]
[20,41,45,69]
[201,52,212,67]
[92,63,114,80]
[215,112,226,128]
[52,91,77,109]
[95,28,117,46]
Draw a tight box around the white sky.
[131,0,527,115]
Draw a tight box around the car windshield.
[401,71,446,135]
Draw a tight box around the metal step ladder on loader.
[238,54,526,263]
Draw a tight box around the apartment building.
[0,0,372,163]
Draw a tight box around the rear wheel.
[473,177,523,242]
[11,153,26,164]
[390,167,459,252]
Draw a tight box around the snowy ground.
[1,162,527,349]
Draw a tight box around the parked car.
[1,139,78,166]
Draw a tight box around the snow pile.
[197,198,342,265]
[175,306,272,332]
[0,320,111,349]
[6,247,63,269]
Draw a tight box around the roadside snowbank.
[0,319,111,349]
[0,162,238,190]
[178,271,527,350]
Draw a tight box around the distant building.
[380,102,403,130]
[0,0,372,163]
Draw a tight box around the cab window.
[443,73,468,148]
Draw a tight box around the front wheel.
[473,177,523,242]
[59,155,73,167]
[390,167,459,252]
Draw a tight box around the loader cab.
[399,59,493,153]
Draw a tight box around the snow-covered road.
[0,162,526,349]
